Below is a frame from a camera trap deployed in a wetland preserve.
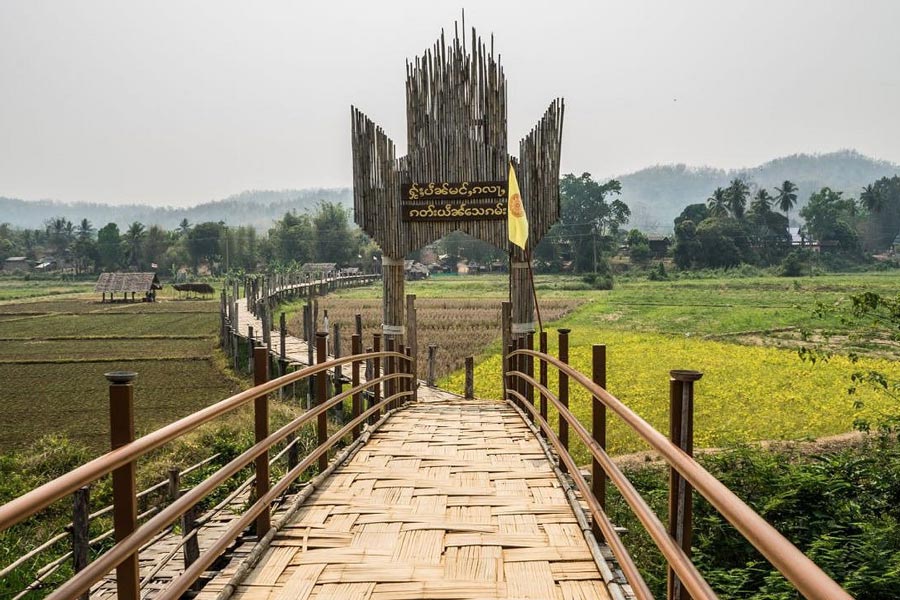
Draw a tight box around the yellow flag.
[507,162,528,250]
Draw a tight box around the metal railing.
[504,328,853,600]
[0,332,414,600]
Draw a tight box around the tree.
[123,222,146,268]
[44,217,74,258]
[750,189,772,215]
[775,180,799,224]
[725,178,750,220]
[675,203,709,227]
[695,218,752,268]
[707,188,729,219]
[673,219,701,269]
[143,225,171,271]
[97,223,124,270]
[76,219,94,241]
[859,176,900,251]
[799,187,860,250]
[178,219,192,237]
[269,212,314,265]
[312,201,356,264]
[626,229,652,264]
[557,173,629,273]
[187,222,225,269]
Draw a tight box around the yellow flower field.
[442,330,900,457]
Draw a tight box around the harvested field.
[0,337,213,362]
[0,312,217,338]
[0,359,239,450]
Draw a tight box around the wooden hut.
[95,272,162,303]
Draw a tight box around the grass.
[0,278,94,302]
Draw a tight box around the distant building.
[647,236,671,258]
[95,272,163,302]
[2,257,30,272]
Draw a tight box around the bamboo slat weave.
[211,400,614,600]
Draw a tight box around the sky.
[1,0,899,206]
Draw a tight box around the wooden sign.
[401,181,508,222]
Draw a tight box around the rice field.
[0,290,236,452]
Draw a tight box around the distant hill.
[617,150,900,232]
[4,150,899,234]
[0,188,352,231]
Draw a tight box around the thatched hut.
[95,272,162,303]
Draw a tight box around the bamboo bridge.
[0,273,853,600]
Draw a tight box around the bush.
[780,250,808,277]
[647,262,669,281]
[581,272,614,290]
[607,436,900,598]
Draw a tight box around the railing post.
[372,333,382,422]
[501,301,511,401]
[406,294,418,401]
[526,331,535,416]
[355,313,363,338]
[333,322,343,408]
[386,336,396,410]
[246,325,254,373]
[557,329,570,473]
[592,344,607,540]
[351,334,362,439]
[427,344,437,386]
[404,347,413,404]
[72,486,90,600]
[539,331,548,433]
[279,312,287,359]
[667,369,703,600]
[316,332,329,472]
[181,502,200,587]
[105,371,139,600]
[464,356,474,399]
[253,345,271,537]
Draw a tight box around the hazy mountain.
[618,150,900,232]
[0,188,352,231]
[3,150,898,234]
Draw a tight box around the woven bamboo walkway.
[196,399,625,600]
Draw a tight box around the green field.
[0,278,94,302]
[0,290,237,452]
[318,271,900,457]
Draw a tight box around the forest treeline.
[2,171,900,279]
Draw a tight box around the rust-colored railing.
[0,334,414,600]
[505,329,853,600]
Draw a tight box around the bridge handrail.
[507,347,853,600]
[0,348,413,599]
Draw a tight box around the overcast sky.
[2,0,899,206]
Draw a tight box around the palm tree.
[860,183,883,212]
[750,189,772,215]
[775,180,799,224]
[707,187,729,218]
[124,221,146,268]
[77,218,94,240]
[726,178,749,219]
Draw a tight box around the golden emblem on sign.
[509,192,525,218]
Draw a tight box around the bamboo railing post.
[105,371,138,600]
[333,323,343,414]
[351,334,362,439]
[539,331,548,434]
[72,486,90,600]
[464,357,474,399]
[373,333,382,422]
[404,347,413,404]
[253,346,271,537]
[526,331,535,416]
[279,312,287,359]
[427,344,437,386]
[286,432,299,474]
[167,467,179,502]
[668,369,703,600]
[316,332,329,472]
[246,324,254,372]
[501,301,512,400]
[397,343,407,406]
[386,337,396,410]
[406,294,418,400]
[592,344,608,540]
[180,502,200,585]
[557,329,570,473]
[354,313,363,338]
